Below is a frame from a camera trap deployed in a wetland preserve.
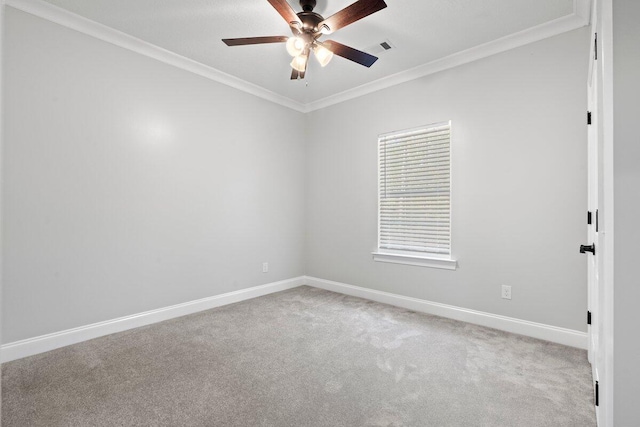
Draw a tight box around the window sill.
[372,251,458,270]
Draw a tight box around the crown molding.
[5,0,590,114]
[305,0,592,112]
[4,0,308,113]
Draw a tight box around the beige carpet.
[2,286,596,426]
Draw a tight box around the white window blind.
[378,122,451,256]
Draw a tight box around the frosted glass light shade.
[286,37,305,57]
[290,54,308,72]
[314,45,334,67]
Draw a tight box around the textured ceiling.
[40,0,576,105]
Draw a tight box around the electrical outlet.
[262,262,269,273]
[501,285,512,300]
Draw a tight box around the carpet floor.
[2,286,596,426]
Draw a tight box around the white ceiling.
[37,0,581,107]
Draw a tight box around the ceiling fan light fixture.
[222,0,387,80]
[290,54,308,72]
[286,36,306,57]
[313,44,334,67]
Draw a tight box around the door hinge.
[595,381,599,406]
[596,209,599,232]
[587,111,592,125]
[580,244,596,255]
[587,211,592,225]
[587,311,592,325]
[594,33,598,61]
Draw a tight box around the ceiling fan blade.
[322,40,378,67]
[266,0,302,28]
[222,36,289,46]
[318,0,387,35]
[299,51,309,79]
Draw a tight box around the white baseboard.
[304,276,588,349]
[2,274,587,362]
[1,276,305,363]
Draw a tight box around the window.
[373,121,456,270]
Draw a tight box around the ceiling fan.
[222,0,388,80]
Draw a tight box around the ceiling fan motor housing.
[296,11,324,34]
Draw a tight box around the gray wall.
[2,8,306,343]
[613,0,640,424]
[305,28,590,332]
[2,7,592,346]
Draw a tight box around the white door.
[586,15,608,423]
[587,1,615,424]
[586,33,599,365]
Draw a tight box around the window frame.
[372,121,457,270]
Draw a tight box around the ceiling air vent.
[366,39,395,55]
